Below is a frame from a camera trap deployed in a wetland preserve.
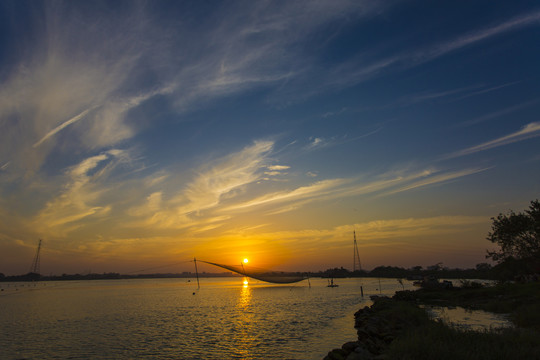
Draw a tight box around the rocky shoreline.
[324,282,540,360]
[323,296,421,360]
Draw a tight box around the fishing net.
[198,260,307,284]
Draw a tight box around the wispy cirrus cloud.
[379,168,490,196]
[33,106,98,148]
[333,167,488,201]
[224,178,347,211]
[0,5,157,173]
[0,0,389,176]
[181,141,274,213]
[32,149,128,236]
[267,165,290,171]
[449,81,522,103]
[397,85,481,106]
[445,122,540,159]
[321,107,348,118]
[127,141,275,229]
[305,137,327,150]
[168,0,388,110]
[412,11,540,63]
[460,98,540,127]
[326,10,540,91]
[301,131,381,154]
[264,164,290,177]
[222,165,485,214]
[7,4,536,176]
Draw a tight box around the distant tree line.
[315,263,495,280]
[1,265,499,282]
[0,271,242,282]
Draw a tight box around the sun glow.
[243,258,249,264]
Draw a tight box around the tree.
[426,262,443,271]
[487,200,540,266]
[475,263,492,271]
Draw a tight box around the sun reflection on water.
[232,278,257,359]
[239,279,251,308]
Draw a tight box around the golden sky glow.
[1,2,540,275]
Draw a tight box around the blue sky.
[1,0,539,275]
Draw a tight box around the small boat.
[327,278,339,287]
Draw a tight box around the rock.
[346,347,374,360]
[326,348,349,360]
[342,341,360,352]
[346,345,376,359]
[356,329,370,340]
[363,324,380,337]
[330,296,428,360]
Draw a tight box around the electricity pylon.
[353,231,362,272]
[29,239,42,275]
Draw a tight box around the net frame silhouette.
[199,260,307,284]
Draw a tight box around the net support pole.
[240,262,246,276]
[240,262,248,284]
[194,257,200,289]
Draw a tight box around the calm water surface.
[423,305,513,331]
[0,277,409,359]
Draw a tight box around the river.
[1,277,415,359]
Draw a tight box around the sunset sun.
[243,258,249,264]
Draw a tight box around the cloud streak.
[32,150,127,236]
[224,178,347,211]
[222,165,485,214]
[327,10,540,91]
[379,168,490,196]
[125,141,275,230]
[415,11,540,62]
[33,106,97,148]
[460,98,540,127]
[446,122,540,159]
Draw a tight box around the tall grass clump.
[387,321,540,360]
[371,297,431,326]
[512,302,540,330]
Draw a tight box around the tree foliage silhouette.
[487,199,540,265]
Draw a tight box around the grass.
[511,302,540,329]
[369,296,431,326]
[396,282,540,329]
[387,320,540,360]
[382,282,540,359]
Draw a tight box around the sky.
[1,0,539,275]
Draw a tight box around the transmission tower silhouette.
[29,239,42,274]
[353,231,362,272]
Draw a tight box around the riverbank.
[325,282,540,359]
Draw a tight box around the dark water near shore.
[423,305,513,331]
[1,277,410,359]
